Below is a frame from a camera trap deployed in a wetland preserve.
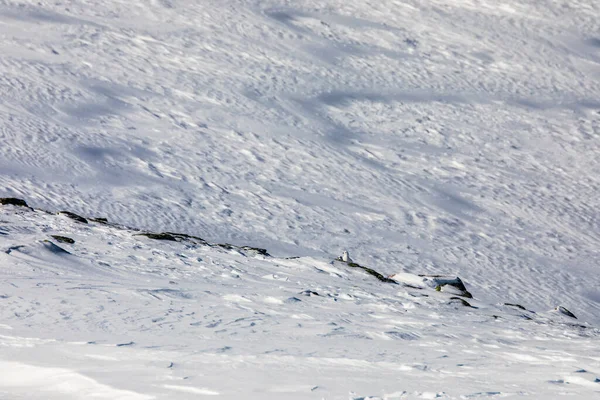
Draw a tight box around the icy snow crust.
[0,0,599,397]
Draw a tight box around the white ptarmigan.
[341,250,353,264]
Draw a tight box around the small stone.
[285,297,302,303]
[504,303,526,310]
[136,232,178,241]
[241,246,270,257]
[449,297,475,308]
[58,211,88,224]
[50,235,75,244]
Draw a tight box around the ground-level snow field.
[1,205,599,399]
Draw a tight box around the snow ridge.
[1,201,599,399]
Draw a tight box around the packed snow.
[1,0,600,398]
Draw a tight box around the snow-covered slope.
[1,0,599,397]
[1,0,600,315]
[1,202,599,399]
[2,0,600,322]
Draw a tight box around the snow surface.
[1,0,600,398]
[1,206,599,399]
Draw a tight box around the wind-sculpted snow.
[1,0,600,397]
[0,0,599,324]
[1,204,599,398]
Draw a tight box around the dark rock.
[50,235,75,244]
[403,283,424,290]
[555,306,577,319]
[420,275,473,298]
[449,297,476,308]
[91,217,108,224]
[241,246,270,257]
[285,297,302,303]
[58,211,88,223]
[5,245,25,254]
[167,232,207,244]
[386,331,419,340]
[504,303,526,310]
[136,232,178,241]
[300,290,320,296]
[135,232,207,245]
[0,198,29,207]
[566,323,588,329]
[344,261,398,284]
